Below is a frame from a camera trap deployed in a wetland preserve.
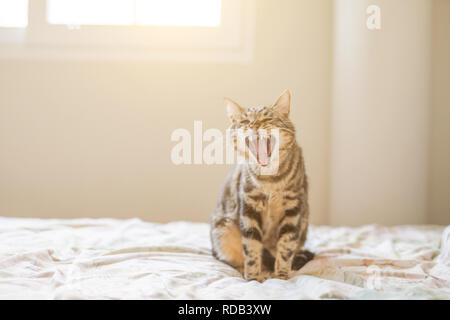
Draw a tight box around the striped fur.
[210,90,313,282]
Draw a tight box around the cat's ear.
[272,90,291,117]
[225,98,244,122]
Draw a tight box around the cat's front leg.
[274,206,301,279]
[240,202,264,282]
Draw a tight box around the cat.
[210,90,313,282]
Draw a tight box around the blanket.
[0,217,448,299]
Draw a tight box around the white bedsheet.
[0,217,448,299]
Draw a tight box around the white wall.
[330,0,431,226]
[0,0,332,224]
[428,0,450,225]
[1,0,448,226]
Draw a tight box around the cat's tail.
[291,250,315,271]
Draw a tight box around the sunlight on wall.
[47,0,221,27]
[0,0,28,28]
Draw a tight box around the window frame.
[0,0,254,62]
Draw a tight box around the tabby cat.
[210,90,313,282]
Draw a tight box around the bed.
[0,217,448,300]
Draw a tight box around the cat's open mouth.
[245,135,276,167]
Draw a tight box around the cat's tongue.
[248,135,271,166]
[257,136,270,166]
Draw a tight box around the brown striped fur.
[210,90,313,282]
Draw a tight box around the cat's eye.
[239,120,250,125]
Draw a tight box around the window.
[0,0,254,61]
[47,0,221,27]
[0,0,28,28]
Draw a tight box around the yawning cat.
[210,90,313,282]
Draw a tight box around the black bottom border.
[0,299,447,318]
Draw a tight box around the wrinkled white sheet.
[0,217,448,300]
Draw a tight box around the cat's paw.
[244,273,267,283]
[273,271,290,280]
